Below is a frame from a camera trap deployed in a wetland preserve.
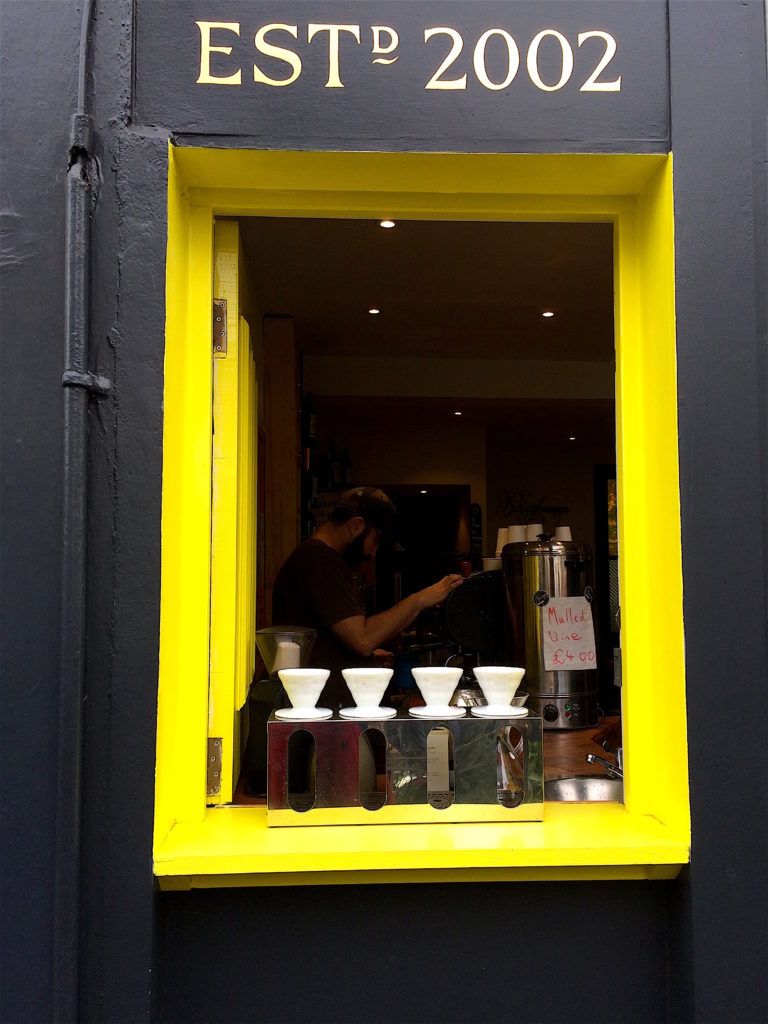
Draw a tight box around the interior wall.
[305,355,614,399]
[486,433,617,557]
[313,409,616,559]
[316,409,487,518]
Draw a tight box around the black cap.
[334,487,401,547]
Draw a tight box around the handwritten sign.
[542,597,596,671]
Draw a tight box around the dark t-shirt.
[272,539,372,707]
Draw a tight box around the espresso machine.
[442,568,510,689]
[502,539,601,729]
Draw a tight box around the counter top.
[543,715,621,781]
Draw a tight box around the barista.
[272,486,463,707]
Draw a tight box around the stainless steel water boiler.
[502,540,601,729]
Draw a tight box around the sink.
[544,775,623,802]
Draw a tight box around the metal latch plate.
[213,298,227,355]
[207,737,222,796]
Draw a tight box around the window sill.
[154,803,689,889]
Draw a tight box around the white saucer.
[339,706,397,720]
[274,707,333,721]
[470,705,528,718]
[409,705,466,720]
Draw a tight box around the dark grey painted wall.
[669,2,768,1021]
[1,5,77,1022]
[1,2,766,1023]
[160,883,671,1024]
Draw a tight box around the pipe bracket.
[62,370,111,396]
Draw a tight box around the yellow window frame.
[208,220,259,805]
[155,149,689,888]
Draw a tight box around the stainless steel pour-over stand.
[266,711,543,826]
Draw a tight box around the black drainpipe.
[54,1,109,1019]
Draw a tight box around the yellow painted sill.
[154,803,689,889]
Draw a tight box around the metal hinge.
[613,647,622,688]
[207,737,222,796]
[213,298,227,355]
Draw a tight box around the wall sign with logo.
[134,1,669,152]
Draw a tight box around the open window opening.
[223,216,622,808]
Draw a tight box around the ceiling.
[238,217,615,362]
[238,217,616,446]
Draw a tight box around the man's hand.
[331,575,464,657]
[418,574,464,609]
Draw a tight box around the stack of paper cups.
[507,525,527,543]
[495,527,510,557]
[526,523,544,541]
[273,640,301,672]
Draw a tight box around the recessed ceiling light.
[420,489,428,494]
[454,410,463,416]
[569,436,576,441]
[380,219,396,229]
[542,310,555,318]
[368,307,380,315]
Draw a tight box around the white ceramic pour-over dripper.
[472,666,526,707]
[410,666,463,710]
[342,667,393,711]
[277,668,330,711]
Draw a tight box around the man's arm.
[331,575,463,657]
